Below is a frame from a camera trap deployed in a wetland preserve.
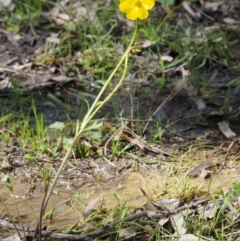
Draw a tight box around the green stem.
[80,20,138,130]
[40,20,138,219]
[41,122,80,213]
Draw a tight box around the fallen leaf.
[203,202,216,219]
[2,234,23,241]
[170,213,186,235]
[179,234,206,241]
[217,121,236,139]
[199,169,210,179]
[158,217,169,226]
[119,228,137,239]
[160,55,174,62]
[223,17,238,24]
[84,196,100,217]
[142,40,155,48]
[0,77,11,89]
[51,75,67,82]
[182,1,197,19]
[152,198,180,211]
[205,1,224,11]
[189,96,206,110]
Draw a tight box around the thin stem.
[41,134,79,214]
[37,21,139,228]
[81,20,138,129]
[88,45,132,121]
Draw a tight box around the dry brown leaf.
[51,75,68,82]
[189,96,207,110]
[172,78,198,97]
[83,196,100,217]
[0,0,14,10]
[170,213,186,235]
[0,56,18,66]
[217,121,236,139]
[46,36,60,44]
[158,217,169,226]
[223,17,238,24]
[0,77,11,89]
[142,202,158,212]
[119,228,137,239]
[0,66,18,73]
[146,210,159,218]
[179,234,206,241]
[142,40,155,48]
[199,169,209,179]
[203,202,216,219]
[205,1,223,11]
[2,234,23,241]
[52,13,70,25]
[160,55,174,62]
[152,199,180,211]
[182,1,197,19]
[49,6,60,17]
[14,63,32,70]
[75,7,89,20]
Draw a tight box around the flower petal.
[127,7,149,20]
[141,0,155,10]
[119,1,136,14]
[119,0,155,20]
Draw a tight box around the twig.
[0,199,208,240]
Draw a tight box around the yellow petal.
[119,1,136,14]
[127,7,149,20]
[119,0,155,20]
[141,0,155,10]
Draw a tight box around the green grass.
[183,182,240,241]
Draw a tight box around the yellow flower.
[119,0,155,21]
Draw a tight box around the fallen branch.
[0,199,207,240]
